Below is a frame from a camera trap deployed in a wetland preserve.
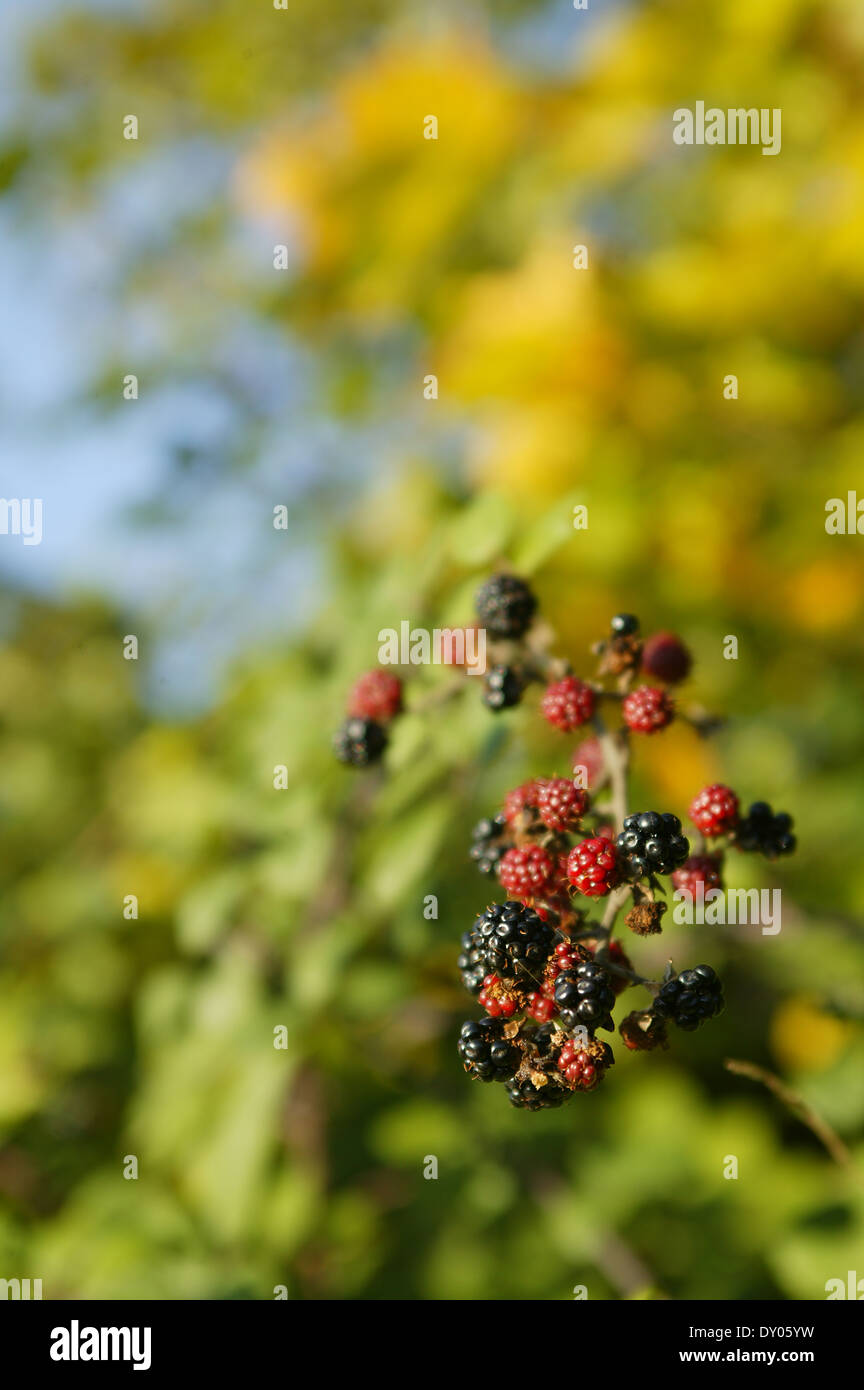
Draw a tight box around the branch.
[724,1058,863,1184]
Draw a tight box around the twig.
[724,1058,862,1183]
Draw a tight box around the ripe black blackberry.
[475,573,538,639]
[506,1076,568,1110]
[482,664,524,711]
[457,930,488,995]
[332,717,388,767]
[457,1018,520,1082]
[471,900,557,985]
[616,811,689,879]
[469,814,510,876]
[653,964,724,1031]
[553,957,616,1033]
[733,802,796,859]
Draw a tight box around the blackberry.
[482,664,524,711]
[347,669,403,722]
[653,964,724,1031]
[469,814,510,877]
[611,613,639,636]
[616,811,689,879]
[689,783,739,837]
[457,930,488,995]
[641,631,692,685]
[471,900,557,985]
[553,957,616,1033]
[457,1018,520,1082]
[332,717,388,767]
[506,1076,568,1110]
[733,802,796,859]
[475,573,538,640]
[622,684,675,734]
[498,845,555,900]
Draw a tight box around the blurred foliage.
[2,0,864,1299]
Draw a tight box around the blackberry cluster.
[457,1019,520,1082]
[616,811,689,879]
[475,573,538,639]
[332,717,388,767]
[469,815,510,876]
[483,664,524,711]
[733,802,796,859]
[653,965,724,1031]
[553,956,616,1033]
[469,901,556,985]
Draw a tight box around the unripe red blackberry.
[553,957,616,1032]
[503,778,545,825]
[332,717,388,767]
[653,964,724,1031]
[622,684,674,734]
[671,854,723,896]
[482,664,524,711]
[536,778,590,832]
[526,990,557,1022]
[470,900,557,984]
[567,836,620,897]
[475,573,538,639]
[557,1036,615,1090]
[541,676,596,731]
[616,811,689,879]
[457,1018,520,1082]
[477,973,525,1019]
[641,631,692,685]
[498,845,555,900]
[689,783,740,837]
[347,669,403,722]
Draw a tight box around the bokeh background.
[1,0,863,1300]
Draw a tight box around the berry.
[457,1018,520,1082]
[503,778,545,825]
[498,845,555,900]
[537,778,590,832]
[611,613,639,636]
[526,991,557,1022]
[457,930,487,995]
[506,1076,568,1110]
[483,664,524,711]
[347,669,403,722]
[541,676,596,731]
[641,631,692,685]
[475,573,538,639]
[557,1036,615,1090]
[332,717,388,767]
[616,811,689,879]
[469,814,510,876]
[733,802,796,858]
[567,836,620,897]
[554,957,616,1033]
[689,783,740,837]
[671,854,723,896]
[622,685,674,734]
[478,973,524,1019]
[571,736,605,790]
[582,937,633,996]
[470,900,557,985]
[653,964,724,1031]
